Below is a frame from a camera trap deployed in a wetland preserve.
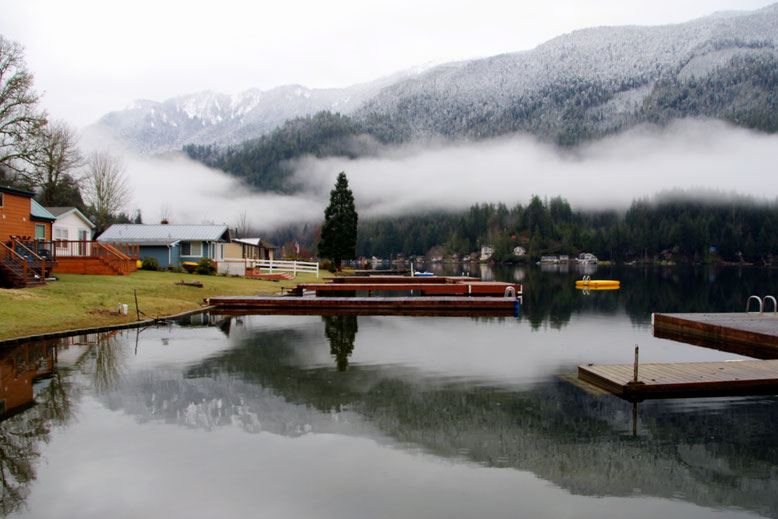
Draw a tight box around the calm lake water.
[3,265,778,518]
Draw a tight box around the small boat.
[576,276,620,289]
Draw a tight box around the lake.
[2,265,778,518]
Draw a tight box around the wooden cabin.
[0,186,56,287]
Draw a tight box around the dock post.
[633,345,639,383]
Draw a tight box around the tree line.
[346,192,778,264]
[0,35,133,235]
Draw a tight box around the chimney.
[161,218,169,225]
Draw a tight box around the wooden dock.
[293,281,521,296]
[578,311,778,399]
[206,295,519,315]
[652,312,778,359]
[578,359,778,399]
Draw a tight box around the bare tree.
[23,120,84,206]
[234,210,251,238]
[0,36,47,174]
[83,151,132,234]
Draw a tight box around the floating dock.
[578,359,778,399]
[207,275,521,316]
[579,311,778,399]
[293,281,521,296]
[206,295,518,315]
[652,312,778,359]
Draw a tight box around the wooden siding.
[0,191,50,241]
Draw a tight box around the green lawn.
[0,270,321,341]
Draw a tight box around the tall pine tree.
[318,172,358,270]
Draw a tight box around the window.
[35,224,46,239]
[181,241,202,257]
[54,227,68,241]
[0,192,3,207]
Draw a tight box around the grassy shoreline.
[0,270,321,341]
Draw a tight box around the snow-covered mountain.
[90,74,413,154]
[92,3,778,154]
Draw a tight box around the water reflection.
[0,340,74,515]
[323,315,357,371]
[2,267,778,518]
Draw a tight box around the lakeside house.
[0,185,55,242]
[46,207,95,243]
[480,245,494,261]
[218,237,279,276]
[97,223,232,269]
[0,185,56,287]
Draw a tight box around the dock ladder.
[746,295,777,313]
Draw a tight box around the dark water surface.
[3,266,778,518]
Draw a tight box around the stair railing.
[12,240,46,282]
[0,241,29,286]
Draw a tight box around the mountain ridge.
[92,3,778,158]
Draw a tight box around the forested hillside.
[271,192,776,264]
[185,52,778,193]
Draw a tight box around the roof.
[235,238,279,249]
[0,185,35,198]
[30,200,56,221]
[45,207,96,229]
[97,224,231,245]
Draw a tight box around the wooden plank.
[578,359,778,399]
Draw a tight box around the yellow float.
[575,276,620,290]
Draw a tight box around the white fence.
[218,258,319,278]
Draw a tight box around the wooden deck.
[652,312,778,359]
[206,295,519,314]
[578,359,778,399]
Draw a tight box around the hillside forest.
[267,192,778,265]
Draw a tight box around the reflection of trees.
[488,264,778,330]
[322,315,358,371]
[0,371,75,515]
[623,266,778,325]
[80,332,126,394]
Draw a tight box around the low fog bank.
[84,119,777,235]
[293,119,778,217]
[80,128,323,232]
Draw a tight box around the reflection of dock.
[578,359,778,399]
[579,312,778,399]
[652,312,778,359]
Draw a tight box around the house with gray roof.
[97,224,232,268]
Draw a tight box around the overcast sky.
[2,0,775,127]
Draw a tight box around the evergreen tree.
[318,172,358,270]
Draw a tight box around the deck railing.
[105,243,139,259]
[26,240,136,275]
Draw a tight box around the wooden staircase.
[0,242,47,288]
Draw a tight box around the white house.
[45,207,96,257]
[480,245,494,261]
[513,246,526,257]
[46,207,95,242]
